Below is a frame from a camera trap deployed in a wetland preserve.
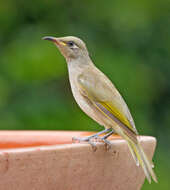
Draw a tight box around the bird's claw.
[72,128,113,151]
[72,136,80,143]
[89,141,97,152]
[72,136,98,151]
[95,137,112,151]
[72,135,112,151]
[103,139,112,151]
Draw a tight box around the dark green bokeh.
[0,0,169,189]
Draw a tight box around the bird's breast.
[67,65,106,127]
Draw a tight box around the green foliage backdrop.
[0,0,170,189]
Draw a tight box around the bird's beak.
[42,36,67,46]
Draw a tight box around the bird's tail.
[125,136,157,183]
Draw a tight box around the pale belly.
[69,76,113,129]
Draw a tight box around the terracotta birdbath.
[0,131,156,190]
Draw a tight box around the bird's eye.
[67,41,74,47]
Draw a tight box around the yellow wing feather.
[101,102,135,132]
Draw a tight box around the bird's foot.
[72,128,113,151]
[96,137,112,150]
[72,136,98,151]
[94,130,114,150]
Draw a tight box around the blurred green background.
[0,0,169,189]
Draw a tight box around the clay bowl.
[0,131,156,190]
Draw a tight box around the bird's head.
[42,36,89,61]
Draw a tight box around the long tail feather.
[127,141,139,166]
[126,138,157,183]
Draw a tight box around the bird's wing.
[77,68,138,139]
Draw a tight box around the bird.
[42,36,157,183]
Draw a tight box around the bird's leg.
[88,141,98,152]
[96,130,114,150]
[72,128,111,142]
[72,128,112,151]
[102,130,114,139]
